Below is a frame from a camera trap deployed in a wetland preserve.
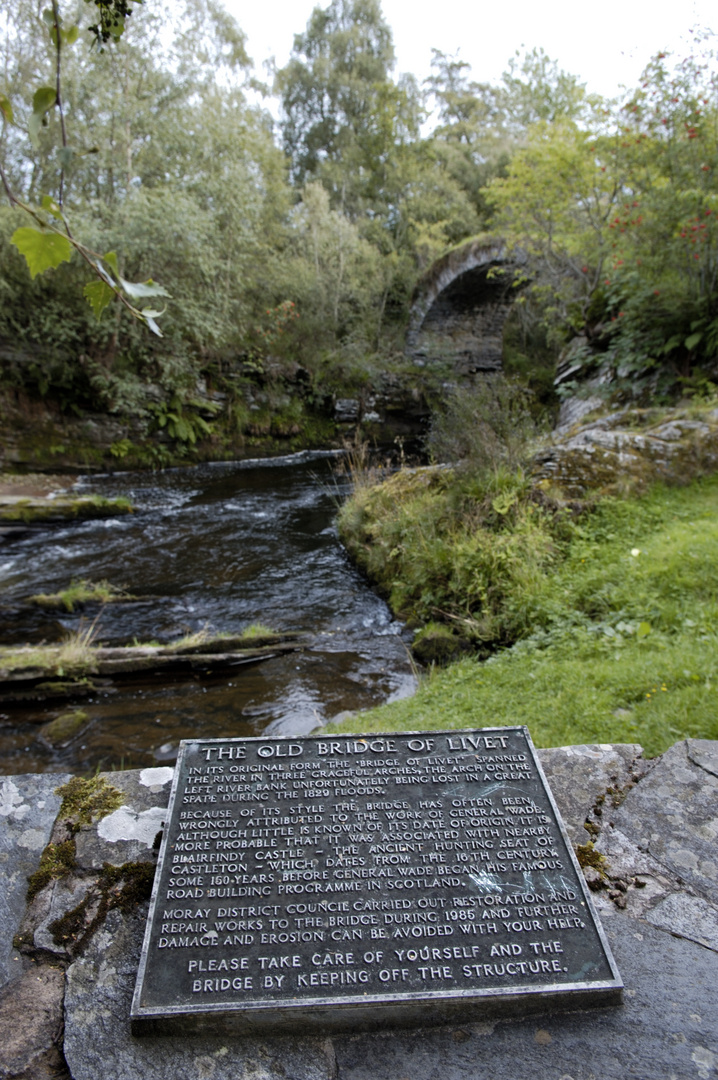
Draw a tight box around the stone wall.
[1,740,716,1080]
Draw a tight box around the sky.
[226,0,716,100]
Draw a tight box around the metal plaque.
[131,727,622,1035]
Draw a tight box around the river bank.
[330,403,718,756]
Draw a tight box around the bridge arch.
[406,237,525,376]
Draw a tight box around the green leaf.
[0,93,13,124]
[32,86,56,114]
[685,332,703,351]
[119,275,171,300]
[636,621,652,639]
[41,8,56,26]
[83,280,116,320]
[103,251,120,279]
[28,86,56,144]
[41,195,63,220]
[63,24,79,44]
[10,227,72,278]
[662,335,682,354]
[491,491,518,515]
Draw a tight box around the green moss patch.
[0,495,133,523]
[56,775,124,829]
[39,710,90,746]
[48,860,156,953]
[27,839,77,901]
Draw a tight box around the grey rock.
[607,739,718,903]
[22,873,98,962]
[331,918,718,1080]
[73,768,173,871]
[537,743,643,844]
[687,738,718,778]
[334,399,360,422]
[64,907,339,1080]
[0,964,66,1080]
[17,768,171,962]
[644,892,718,953]
[0,772,70,987]
[64,906,717,1080]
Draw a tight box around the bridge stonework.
[406,237,522,377]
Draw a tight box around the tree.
[488,35,718,391]
[275,0,421,218]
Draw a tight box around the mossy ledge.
[0,494,134,524]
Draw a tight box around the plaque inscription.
[131,727,622,1034]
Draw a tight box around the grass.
[239,622,279,640]
[30,579,135,612]
[0,622,100,677]
[328,472,718,756]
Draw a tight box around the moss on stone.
[575,840,608,874]
[55,775,124,829]
[27,839,77,901]
[39,710,90,745]
[30,579,135,612]
[0,495,133,523]
[48,860,156,952]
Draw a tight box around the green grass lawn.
[328,473,718,756]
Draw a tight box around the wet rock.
[0,964,66,1080]
[0,772,70,988]
[39,710,90,748]
[334,399,360,423]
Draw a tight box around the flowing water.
[0,452,415,775]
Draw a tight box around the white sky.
[226,0,716,100]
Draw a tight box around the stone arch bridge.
[406,237,525,376]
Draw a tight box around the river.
[0,452,415,775]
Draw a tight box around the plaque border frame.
[131,726,623,1035]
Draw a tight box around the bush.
[426,375,543,472]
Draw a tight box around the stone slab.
[131,729,621,1035]
[644,891,718,953]
[63,901,718,1080]
[64,907,338,1080]
[331,918,718,1080]
[537,743,643,844]
[0,772,70,987]
[73,767,174,871]
[607,739,718,901]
